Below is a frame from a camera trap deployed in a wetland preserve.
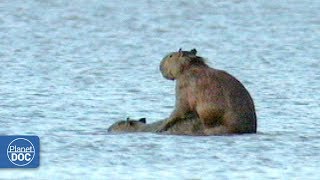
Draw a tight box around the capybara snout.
[159,48,198,80]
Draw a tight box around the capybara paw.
[155,125,167,133]
[155,128,164,133]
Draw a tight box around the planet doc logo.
[7,138,35,166]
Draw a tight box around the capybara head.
[107,118,146,133]
[160,48,205,80]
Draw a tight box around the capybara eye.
[169,55,172,58]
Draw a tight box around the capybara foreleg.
[156,116,182,132]
[157,98,190,132]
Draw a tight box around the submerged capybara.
[107,118,149,133]
[108,114,205,135]
[158,48,257,135]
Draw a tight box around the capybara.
[158,48,257,135]
[108,114,205,135]
[107,118,149,133]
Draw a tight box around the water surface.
[0,0,319,179]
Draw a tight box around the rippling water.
[1,0,319,179]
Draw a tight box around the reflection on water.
[0,0,319,179]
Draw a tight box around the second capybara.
[158,48,257,135]
[108,114,205,135]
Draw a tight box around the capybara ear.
[139,118,146,124]
[190,49,197,55]
[126,117,130,125]
[178,48,183,57]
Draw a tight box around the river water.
[0,0,319,179]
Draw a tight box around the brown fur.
[158,48,257,135]
[107,114,206,136]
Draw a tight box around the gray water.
[0,0,319,179]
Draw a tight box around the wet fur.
[159,49,257,135]
[108,114,205,135]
